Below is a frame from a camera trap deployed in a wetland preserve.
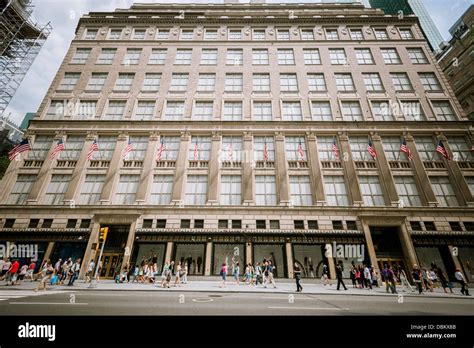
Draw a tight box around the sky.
[3,0,472,125]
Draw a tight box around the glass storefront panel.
[415,246,447,275]
[134,243,166,272]
[174,243,205,275]
[459,247,474,283]
[213,243,245,275]
[0,241,48,273]
[293,244,325,278]
[253,244,286,278]
[51,242,86,264]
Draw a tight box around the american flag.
[297,141,305,161]
[263,142,269,162]
[50,138,65,159]
[8,138,31,161]
[400,138,413,160]
[156,140,165,161]
[87,139,99,160]
[193,142,199,161]
[122,139,133,159]
[332,138,340,160]
[367,139,377,159]
[436,140,450,160]
[227,144,233,161]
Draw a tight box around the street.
[0,289,473,316]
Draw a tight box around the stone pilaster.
[306,132,326,205]
[339,132,363,205]
[135,132,159,203]
[242,132,254,205]
[274,132,290,205]
[207,132,221,205]
[99,132,127,203]
[171,132,190,205]
[371,133,399,206]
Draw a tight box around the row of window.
[71,46,429,66]
[46,98,457,122]
[409,220,474,232]
[23,134,473,163]
[0,218,91,229]
[8,171,473,208]
[82,26,414,42]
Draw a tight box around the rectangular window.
[104,100,126,120]
[374,29,388,40]
[142,73,161,92]
[371,101,394,121]
[94,136,116,160]
[363,73,384,92]
[307,73,327,92]
[256,220,266,229]
[311,101,332,121]
[301,29,314,40]
[359,176,385,206]
[254,136,275,161]
[185,175,208,205]
[282,101,302,121]
[149,48,167,64]
[27,135,52,160]
[193,101,214,121]
[96,48,116,64]
[134,101,155,120]
[163,101,184,120]
[294,220,305,230]
[150,175,173,205]
[221,136,242,162]
[86,73,107,92]
[84,28,98,39]
[8,174,36,204]
[324,175,349,206]
[285,136,306,161]
[175,49,192,65]
[123,48,141,65]
[447,137,473,161]
[317,136,338,161]
[71,48,91,64]
[341,101,363,121]
[391,73,413,91]
[226,49,243,65]
[156,29,170,40]
[335,73,355,92]
[415,136,435,161]
[44,174,71,205]
[160,136,180,161]
[394,176,422,206]
[432,101,456,121]
[255,175,277,205]
[180,220,191,228]
[170,73,189,92]
[218,220,228,229]
[289,176,313,206]
[350,136,371,161]
[329,48,347,65]
[204,29,218,40]
[229,29,242,40]
[280,73,298,92]
[133,29,146,40]
[277,49,295,65]
[410,221,422,231]
[197,73,216,92]
[277,29,290,40]
[79,174,105,205]
[115,175,139,204]
[156,219,166,228]
[180,29,194,40]
[355,48,374,64]
[253,29,266,40]
[325,29,339,40]
[381,48,401,64]
[252,101,272,121]
[303,49,321,65]
[252,49,269,65]
[400,100,425,121]
[308,221,319,229]
[382,137,403,161]
[350,29,364,40]
[28,219,39,228]
[399,28,413,39]
[430,176,459,207]
[220,175,242,205]
[223,101,242,121]
[252,73,270,92]
[114,73,134,92]
[73,100,97,120]
[270,220,280,229]
[64,135,84,160]
[128,136,148,160]
[225,73,243,92]
[108,29,122,39]
[58,73,80,91]
[407,48,428,64]
[419,72,442,91]
[189,136,211,160]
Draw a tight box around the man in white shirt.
[67,259,81,286]
[86,260,95,283]
[455,268,470,296]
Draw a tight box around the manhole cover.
[192,298,214,303]
[208,295,223,298]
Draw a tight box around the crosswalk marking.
[0,290,66,303]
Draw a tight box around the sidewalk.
[2,278,472,299]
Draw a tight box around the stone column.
[207,132,221,205]
[246,242,252,265]
[204,241,212,276]
[242,132,254,205]
[398,222,419,269]
[405,134,438,206]
[122,219,138,268]
[63,132,96,204]
[306,132,325,205]
[327,256,336,280]
[171,132,190,205]
[274,132,290,205]
[43,242,55,262]
[371,133,399,206]
[79,220,100,279]
[339,132,363,205]
[285,241,293,278]
[99,133,127,203]
[164,242,174,263]
[448,245,465,278]
[135,132,159,203]
[361,222,379,276]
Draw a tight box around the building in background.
[0,0,52,116]
[0,2,473,282]
[368,0,444,52]
[437,5,474,121]
[19,112,35,131]
[0,114,23,143]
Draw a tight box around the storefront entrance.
[99,253,123,279]
[173,243,205,275]
[377,258,407,273]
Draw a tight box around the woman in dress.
[174,262,181,286]
[220,262,228,288]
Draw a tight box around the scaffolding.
[0,0,51,116]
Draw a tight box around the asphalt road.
[0,290,473,315]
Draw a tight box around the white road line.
[267,306,344,310]
[9,302,88,305]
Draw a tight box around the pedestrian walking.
[455,268,470,296]
[399,268,414,292]
[35,261,54,292]
[412,264,423,294]
[220,263,228,288]
[264,260,277,288]
[254,262,262,285]
[336,261,347,291]
[67,259,81,286]
[294,263,303,292]
[421,267,433,292]
[233,261,240,285]
[437,267,453,294]
[85,260,95,283]
[321,263,331,286]
[363,264,372,290]
[1,258,11,280]
[174,261,181,286]
[182,263,188,284]
[5,259,19,286]
[350,264,357,288]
